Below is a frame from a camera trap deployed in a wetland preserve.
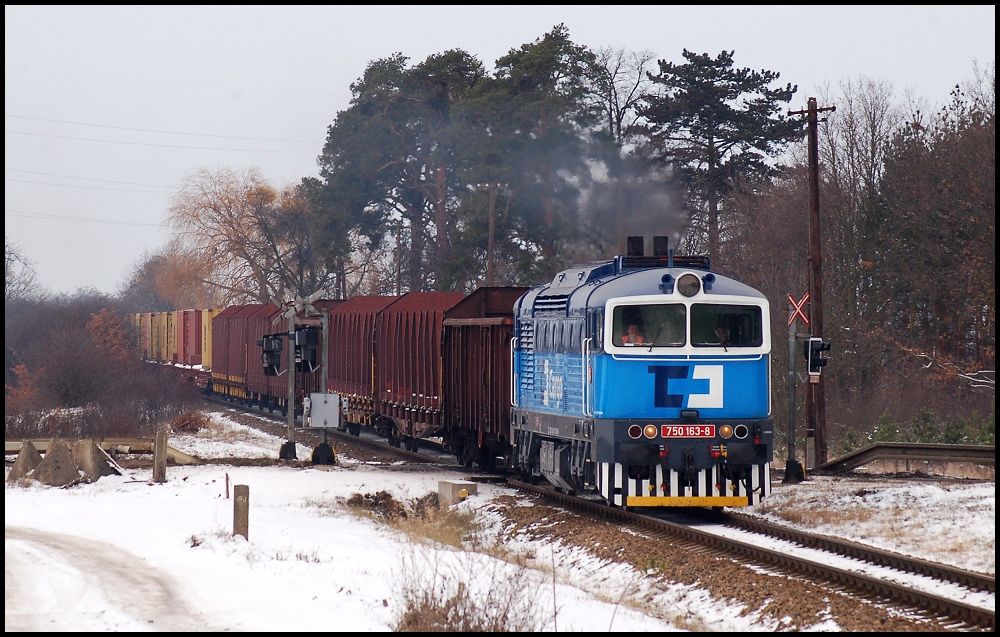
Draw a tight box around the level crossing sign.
[787,293,810,326]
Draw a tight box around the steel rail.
[509,479,995,631]
[720,511,995,593]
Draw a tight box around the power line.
[6,177,174,195]
[6,63,339,99]
[5,208,170,228]
[5,114,315,144]
[5,129,316,154]
[5,168,176,189]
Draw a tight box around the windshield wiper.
[648,322,670,352]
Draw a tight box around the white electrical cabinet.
[307,393,341,428]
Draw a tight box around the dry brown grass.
[339,490,479,549]
[757,490,876,526]
[392,548,544,632]
[338,490,549,631]
[774,506,876,526]
[169,411,211,433]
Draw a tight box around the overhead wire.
[6,177,174,194]
[5,168,176,189]
[5,129,316,153]
[5,114,316,144]
[5,208,170,228]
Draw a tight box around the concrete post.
[153,430,168,483]
[234,484,249,540]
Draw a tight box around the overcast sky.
[4,5,995,296]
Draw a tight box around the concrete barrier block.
[7,441,43,483]
[33,440,81,487]
[438,480,478,508]
[72,439,119,482]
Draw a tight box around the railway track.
[509,480,995,631]
[199,395,452,466]
[197,396,994,630]
[717,510,994,594]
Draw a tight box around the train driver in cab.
[621,322,646,345]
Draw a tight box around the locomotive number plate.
[661,424,716,438]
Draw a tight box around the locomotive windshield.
[612,304,685,347]
[691,303,763,348]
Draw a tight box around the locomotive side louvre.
[511,256,775,508]
[443,287,530,469]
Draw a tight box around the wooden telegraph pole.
[789,97,835,466]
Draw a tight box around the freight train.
[136,240,773,508]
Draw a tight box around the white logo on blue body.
[686,365,724,409]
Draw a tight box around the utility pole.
[285,310,297,458]
[789,97,835,466]
[320,308,329,447]
[394,223,402,296]
[486,182,497,287]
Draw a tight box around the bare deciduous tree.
[5,238,38,302]
[118,240,221,312]
[169,168,334,304]
[587,46,657,149]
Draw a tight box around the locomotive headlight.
[677,273,701,297]
[719,424,734,439]
[643,424,658,439]
[628,424,643,439]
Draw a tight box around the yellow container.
[201,307,223,370]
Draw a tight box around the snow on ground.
[168,411,311,460]
[6,465,688,631]
[701,513,994,611]
[5,419,691,631]
[749,475,995,576]
[6,415,995,632]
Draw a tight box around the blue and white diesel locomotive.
[510,246,773,508]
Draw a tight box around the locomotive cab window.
[691,303,763,348]
[612,304,685,347]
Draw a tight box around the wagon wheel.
[457,442,475,468]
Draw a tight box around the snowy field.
[5,412,995,631]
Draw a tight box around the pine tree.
[638,49,800,265]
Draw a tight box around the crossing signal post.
[260,335,283,376]
[785,294,809,484]
[268,289,324,461]
[293,326,319,373]
[805,337,831,380]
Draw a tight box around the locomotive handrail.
[510,336,518,408]
[582,337,593,417]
